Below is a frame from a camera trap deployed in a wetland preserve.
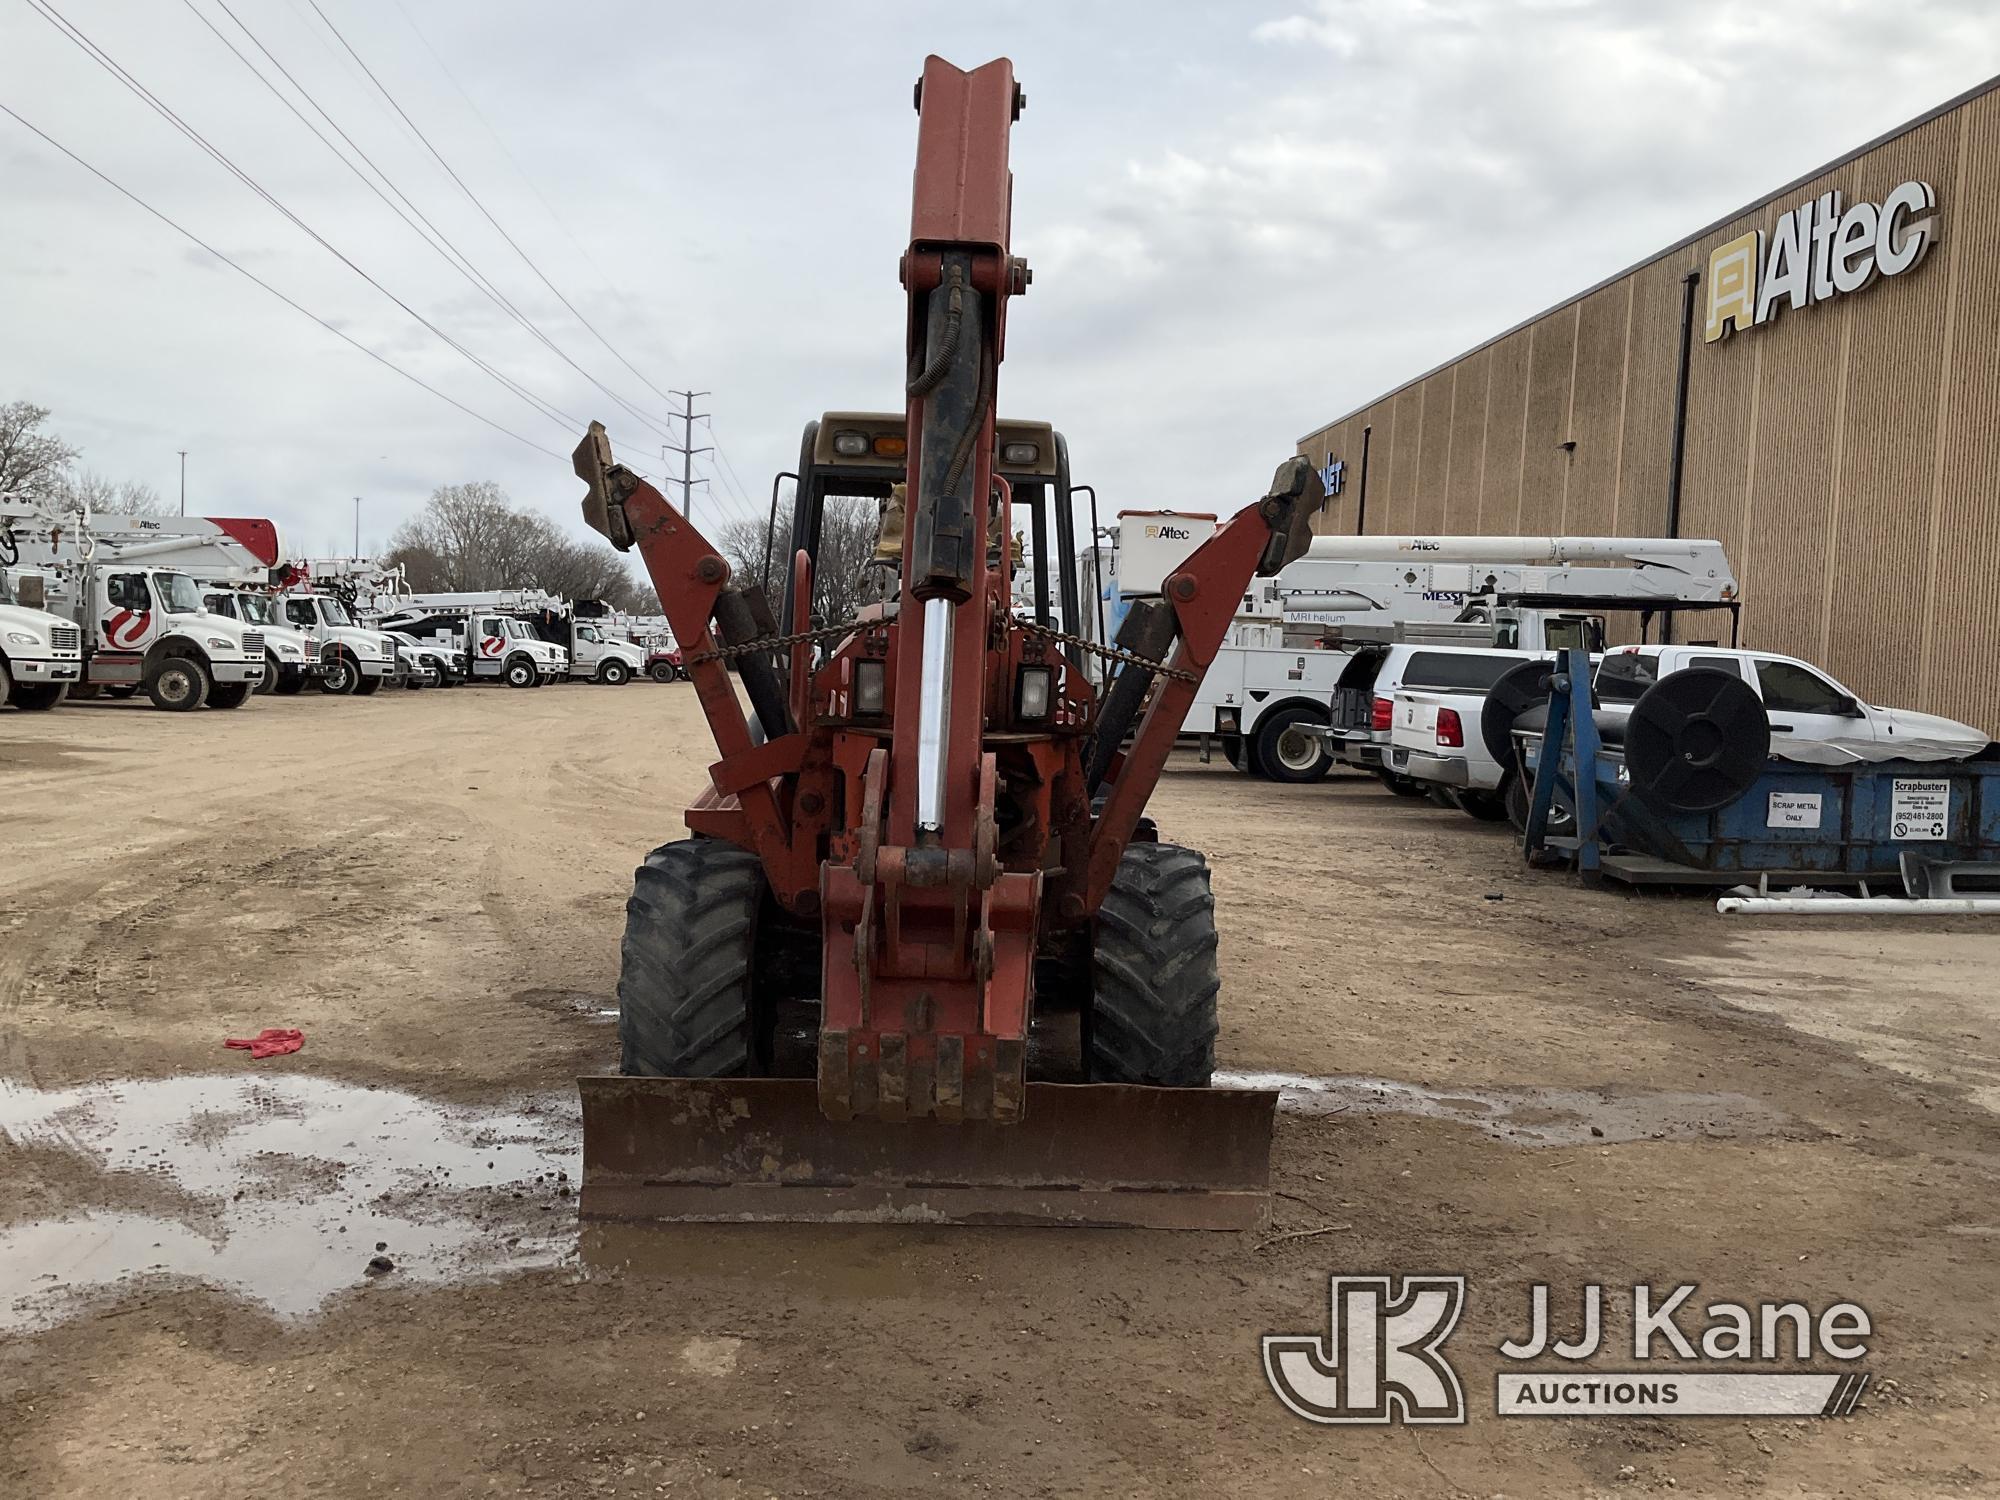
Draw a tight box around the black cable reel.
[1624,668,1769,813]
[1480,658,1558,765]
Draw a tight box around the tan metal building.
[1298,75,2000,734]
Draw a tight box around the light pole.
[178,450,187,516]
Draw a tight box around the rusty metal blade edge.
[577,1075,1277,1231]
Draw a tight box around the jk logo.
[1263,1275,1467,1424]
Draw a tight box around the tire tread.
[618,839,764,1077]
[1087,842,1219,1086]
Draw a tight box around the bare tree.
[2,403,172,517]
[59,469,171,516]
[0,401,80,503]
[385,480,649,609]
[715,493,884,625]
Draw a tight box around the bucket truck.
[377,591,636,683]
[2,506,268,710]
[0,542,84,710]
[1089,519,1740,781]
[29,512,322,697]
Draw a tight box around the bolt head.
[1169,575,1197,602]
[695,555,727,585]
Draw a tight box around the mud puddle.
[0,1074,579,1329]
[1216,1070,1796,1146]
[515,988,620,1022]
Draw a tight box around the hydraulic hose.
[906,271,964,399]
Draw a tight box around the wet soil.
[4,686,2000,1497]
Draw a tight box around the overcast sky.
[4,0,1998,559]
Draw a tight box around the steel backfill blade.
[578,1076,1277,1230]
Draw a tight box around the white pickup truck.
[1387,651,1564,819]
[1326,642,1557,800]
[1588,646,1989,763]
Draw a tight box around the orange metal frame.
[592,55,1305,1125]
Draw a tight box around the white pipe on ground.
[1716,896,2000,916]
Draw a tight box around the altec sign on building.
[1706,181,1938,341]
[1297,74,2000,735]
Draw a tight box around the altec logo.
[103,610,152,649]
[1145,524,1192,541]
[1706,180,1937,343]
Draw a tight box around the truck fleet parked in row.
[0,500,673,712]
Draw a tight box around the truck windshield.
[319,599,354,627]
[238,594,273,626]
[155,573,204,614]
[504,618,533,640]
[578,625,601,643]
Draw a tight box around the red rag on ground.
[224,1028,305,1060]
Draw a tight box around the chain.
[685,618,875,666]
[1015,619,1197,681]
[688,614,1196,683]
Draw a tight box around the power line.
[384,0,671,364]
[182,0,671,458]
[25,0,587,441]
[0,101,563,461]
[705,422,763,515]
[300,0,679,423]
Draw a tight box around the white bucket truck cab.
[379,591,636,683]
[1,505,266,711]
[376,594,567,688]
[273,591,403,695]
[0,555,84,711]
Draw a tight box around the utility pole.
[178,450,188,516]
[663,390,712,523]
[353,497,362,557]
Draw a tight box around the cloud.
[0,0,1996,548]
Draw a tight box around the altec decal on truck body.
[103,608,152,649]
[1706,181,1937,343]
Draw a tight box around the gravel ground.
[2,683,1996,1498]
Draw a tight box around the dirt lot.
[3,684,1998,1498]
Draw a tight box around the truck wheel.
[274,670,305,696]
[353,674,383,697]
[1454,788,1510,822]
[208,681,252,710]
[600,659,631,685]
[255,653,281,694]
[0,658,11,706]
[12,682,66,711]
[1251,705,1333,783]
[1502,770,1576,836]
[319,655,357,694]
[618,839,767,1077]
[146,657,211,712]
[649,661,678,684]
[504,657,537,689]
[1086,842,1219,1087]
